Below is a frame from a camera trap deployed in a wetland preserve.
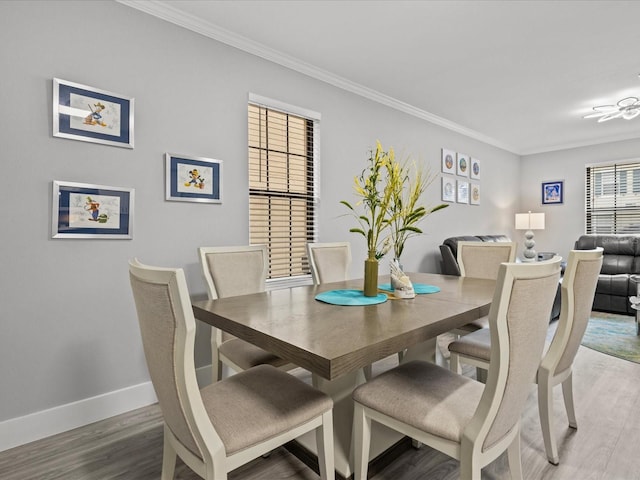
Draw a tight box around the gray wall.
[0,0,537,445]
[519,138,640,259]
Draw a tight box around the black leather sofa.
[575,234,640,315]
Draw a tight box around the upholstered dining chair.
[453,241,518,335]
[129,259,335,480]
[352,257,562,480]
[307,242,352,284]
[198,245,294,382]
[448,248,603,465]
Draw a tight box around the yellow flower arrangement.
[386,157,448,261]
[341,141,448,262]
[340,141,395,261]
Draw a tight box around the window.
[248,95,319,285]
[586,161,640,234]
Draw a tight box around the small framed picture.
[470,183,480,205]
[53,78,134,149]
[166,153,222,203]
[470,157,481,179]
[456,153,470,177]
[457,180,469,204]
[52,181,134,239]
[442,176,456,202]
[441,148,456,174]
[542,180,563,205]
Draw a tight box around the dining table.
[192,272,495,478]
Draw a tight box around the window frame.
[248,93,320,289]
[586,159,640,234]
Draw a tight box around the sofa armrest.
[439,244,461,276]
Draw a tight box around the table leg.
[294,369,404,478]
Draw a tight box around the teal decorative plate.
[315,289,388,306]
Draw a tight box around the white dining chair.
[453,241,518,334]
[307,242,352,284]
[448,248,603,464]
[198,245,295,382]
[129,259,335,480]
[352,257,562,480]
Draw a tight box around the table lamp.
[515,211,545,262]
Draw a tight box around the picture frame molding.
[52,78,134,149]
[542,180,564,205]
[441,176,456,202]
[457,180,470,204]
[441,148,456,174]
[456,152,470,177]
[165,153,223,203]
[52,180,134,239]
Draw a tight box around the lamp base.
[522,230,537,262]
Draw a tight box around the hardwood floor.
[1,340,639,479]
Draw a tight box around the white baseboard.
[0,364,213,453]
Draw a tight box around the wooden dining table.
[192,272,495,478]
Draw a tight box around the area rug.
[581,313,640,364]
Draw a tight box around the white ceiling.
[122,0,640,155]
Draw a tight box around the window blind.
[586,161,640,234]
[248,102,318,280]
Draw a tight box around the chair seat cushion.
[448,327,492,362]
[454,316,490,334]
[353,360,484,443]
[201,364,332,455]
[219,338,290,370]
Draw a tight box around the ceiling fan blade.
[622,108,640,120]
[598,110,625,122]
[617,97,640,107]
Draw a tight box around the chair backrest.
[129,259,221,462]
[198,245,268,300]
[541,248,603,376]
[457,241,517,280]
[307,242,351,284]
[464,257,562,452]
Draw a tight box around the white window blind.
[586,161,640,234]
[248,99,319,281]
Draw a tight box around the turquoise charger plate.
[377,283,441,294]
[315,289,388,306]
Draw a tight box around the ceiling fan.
[584,96,640,122]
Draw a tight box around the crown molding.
[117,0,519,154]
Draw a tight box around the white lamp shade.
[515,212,545,230]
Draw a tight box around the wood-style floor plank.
[1,339,639,479]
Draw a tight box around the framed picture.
[456,152,470,177]
[166,153,223,203]
[457,180,469,204]
[52,181,134,239]
[470,183,480,205]
[442,176,456,202]
[441,148,456,174]
[542,180,564,205]
[53,78,134,149]
[470,157,481,179]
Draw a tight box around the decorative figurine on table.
[390,258,415,299]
